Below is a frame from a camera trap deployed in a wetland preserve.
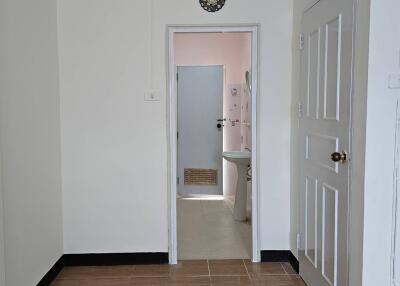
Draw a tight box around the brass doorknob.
[331,151,347,163]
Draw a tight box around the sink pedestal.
[233,163,248,221]
[222,151,251,222]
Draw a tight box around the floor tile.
[52,278,131,286]
[244,261,286,275]
[130,276,170,286]
[208,260,247,276]
[178,199,251,260]
[281,263,297,275]
[132,264,171,277]
[57,266,133,279]
[251,275,306,286]
[210,275,252,285]
[51,280,88,286]
[171,260,210,277]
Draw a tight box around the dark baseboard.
[36,252,169,286]
[37,256,64,286]
[63,252,169,266]
[261,250,299,274]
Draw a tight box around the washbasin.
[222,151,251,165]
[222,151,251,221]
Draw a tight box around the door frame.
[166,25,260,264]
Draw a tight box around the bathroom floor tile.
[178,198,251,260]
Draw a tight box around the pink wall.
[174,32,251,196]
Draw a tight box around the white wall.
[0,0,63,285]
[0,152,5,286]
[362,0,400,285]
[58,0,293,253]
[174,33,251,196]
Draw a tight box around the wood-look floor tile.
[52,278,131,286]
[251,275,306,286]
[130,276,170,285]
[169,276,211,285]
[208,260,247,276]
[130,276,211,285]
[51,280,88,286]
[132,264,171,277]
[171,260,209,277]
[210,275,252,285]
[281,263,297,275]
[89,278,131,286]
[57,266,133,279]
[244,261,286,275]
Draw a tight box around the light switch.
[389,74,400,89]
[144,91,160,101]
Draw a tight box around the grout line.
[206,259,211,283]
[242,259,251,279]
[281,262,288,275]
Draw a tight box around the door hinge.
[298,102,304,119]
[297,233,301,249]
[176,72,179,81]
[177,177,180,185]
[177,132,179,140]
[299,33,305,51]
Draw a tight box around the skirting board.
[261,250,299,274]
[36,252,169,286]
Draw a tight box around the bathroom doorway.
[167,26,259,264]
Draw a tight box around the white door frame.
[166,25,260,264]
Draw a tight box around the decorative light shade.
[199,0,226,13]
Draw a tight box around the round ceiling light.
[199,0,226,13]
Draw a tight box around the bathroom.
[174,32,253,260]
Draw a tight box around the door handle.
[217,118,226,122]
[331,151,347,163]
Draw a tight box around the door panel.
[299,1,354,286]
[177,66,224,196]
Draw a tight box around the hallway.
[51,260,306,285]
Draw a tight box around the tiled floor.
[177,198,252,260]
[52,260,307,285]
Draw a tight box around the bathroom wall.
[0,0,63,285]
[174,33,251,197]
[58,0,293,254]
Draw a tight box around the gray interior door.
[177,66,224,196]
[299,0,354,285]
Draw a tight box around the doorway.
[167,26,259,264]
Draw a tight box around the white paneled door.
[299,1,354,286]
[177,66,224,196]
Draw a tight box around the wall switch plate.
[144,91,160,101]
[389,74,400,89]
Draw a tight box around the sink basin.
[222,151,251,221]
[222,151,251,165]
